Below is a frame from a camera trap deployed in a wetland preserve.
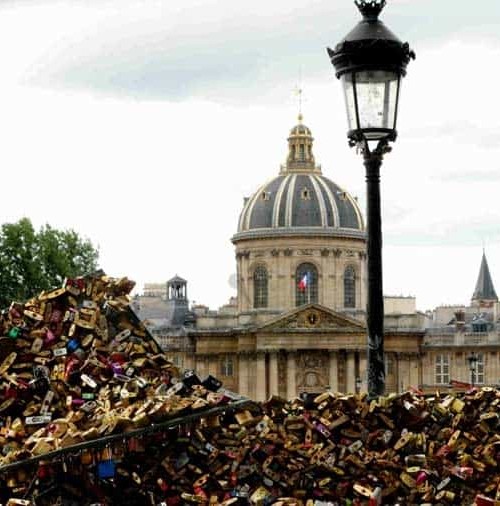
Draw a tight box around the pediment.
[258,303,366,332]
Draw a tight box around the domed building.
[136,115,426,399]
[233,114,366,316]
[135,117,500,397]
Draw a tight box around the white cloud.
[0,1,499,312]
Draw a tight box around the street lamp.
[467,352,478,387]
[327,0,415,398]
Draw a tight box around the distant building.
[135,117,499,397]
[422,250,500,391]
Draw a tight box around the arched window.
[253,265,268,308]
[344,266,356,308]
[296,263,318,306]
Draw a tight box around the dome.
[233,116,365,241]
[289,115,312,137]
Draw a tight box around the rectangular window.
[475,353,485,385]
[435,354,450,385]
[220,355,234,377]
[169,354,183,369]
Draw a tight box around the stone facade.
[135,119,500,398]
[234,238,366,315]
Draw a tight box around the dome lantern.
[285,114,319,174]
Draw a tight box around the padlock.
[202,375,222,392]
[97,446,116,479]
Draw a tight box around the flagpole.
[307,273,310,304]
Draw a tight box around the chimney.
[455,309,465,332]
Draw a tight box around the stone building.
[421,251,500,392]
[135,115,430,399]
[135,117,500,397]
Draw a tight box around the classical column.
[269,352,279,396]
[359,353,367,393]
[195,356,207,378]
[238,354,249,397]
[255,353,267,402]
[346,352,356,393]
[286,351,297,400]
[409,355,419,388]
[208,355,218,377]
[399,355,409,390]
[184,353,194,371]
[329,351,339,392]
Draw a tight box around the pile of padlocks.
[0,273,244,497]
[1,274,500,505]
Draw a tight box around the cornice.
[232,227,367,243]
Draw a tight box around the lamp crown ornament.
[355,0,386,21]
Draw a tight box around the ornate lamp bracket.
[352,137,392,162]
[354,0,386,20]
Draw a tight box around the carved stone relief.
[268,308,362,330]
[296,351,329,392]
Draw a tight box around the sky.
[0,0,499,312]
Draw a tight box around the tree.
[0,218,99,307]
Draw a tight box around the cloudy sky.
[0,0,499,311]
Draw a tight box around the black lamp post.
[467,352,478,387]
[327,0,415,398]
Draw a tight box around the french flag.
[298,272,309,291]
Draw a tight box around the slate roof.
[472,251,498,302]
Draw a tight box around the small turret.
[166,275,192,326]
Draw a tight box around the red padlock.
[474,495,497,506]
[44,328,56,346]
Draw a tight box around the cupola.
[284,114,320,174]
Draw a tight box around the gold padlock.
[435,490,455,503]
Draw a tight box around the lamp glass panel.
[354,70,399,140]
[340,73,357,132]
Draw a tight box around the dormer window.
[471,313,488,333]
[261,191,271,201]
[472,321,487,333]
[301,187,311,200]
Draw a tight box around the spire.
[472,250,498,304]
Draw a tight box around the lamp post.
[467,352,478,387]
[327,0,414,398]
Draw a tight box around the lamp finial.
[354,0,386,21]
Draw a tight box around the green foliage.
[0,218,99,307]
